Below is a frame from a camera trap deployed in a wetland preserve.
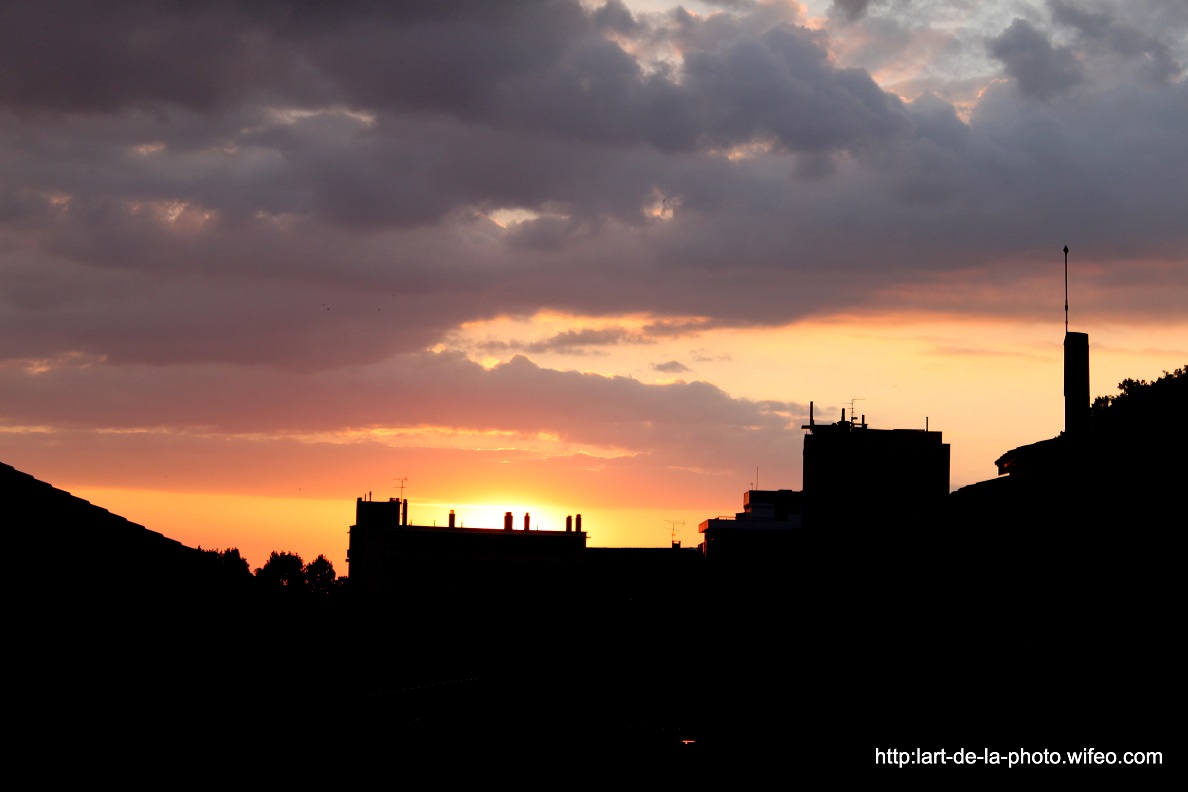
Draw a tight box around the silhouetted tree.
[255,551,306,591]
[304,554,336,596]
[197,547,254,592]
[215,547,251,578]
[1091,364,1187,431]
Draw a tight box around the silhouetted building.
[697,405,949,557]
[951,330,1186,538]
[971,331,1092,488]
[699,489,802,560]
[987,330,1091,483]
[346,494,587,596]
[1064,331,1090,436]
[801,404,950,530]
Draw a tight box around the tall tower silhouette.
[1063,246,1089,436]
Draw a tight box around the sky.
[2,0,1186,573]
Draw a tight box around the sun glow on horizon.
[55,483,709,573]
[413,501,574,532]
[64,486,354,575]
[11,302,1184,578]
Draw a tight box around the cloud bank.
[1,1,1184,510]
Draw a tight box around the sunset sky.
[2,0,1185,573]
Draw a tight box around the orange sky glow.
[26,308,1184,574]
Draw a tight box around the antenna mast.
[664,520,685,544]
[393,476,407,500]
[847,397,865,426]
[1064,245,1069,332]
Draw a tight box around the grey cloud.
[477,327,656,355]
[0,236,485,369]
[0,350,806,476]
[640,319,716,338]
[481,322,728,359]
[1051,2,1182,84]
[865,93,973,203]
[503,216,580,251]
[680,25,911,152]
[0,0,1185,374]
[525,328,651,352]
[831,0,874,24]
[0,1,912,155]
[592,0,638,35]
[652,360,691,373]
[989,19,1084,100]
[0,2,587,116]
[791,151,837,180]
[0,2,338,115]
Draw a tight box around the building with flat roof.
[698,489,802,561]
[346,494,588,596]
[801,404,949,530]
[698,403,950,558]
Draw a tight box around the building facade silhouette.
[346,494,587,596]
[698,403,950,558]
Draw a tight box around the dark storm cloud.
[0,0,1186,377]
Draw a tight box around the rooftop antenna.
[1064,245,1069,332]
[393,476,407,500]
[664,520,685,545]
[847,398,864,426]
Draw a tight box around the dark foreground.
[17,527,1172,783]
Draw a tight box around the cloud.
[989,18,1084,100]
[0,350,791,440]
[1051,1,1182,85]
[517,327,655,353]
[0,350,808,497]
[0,0,1184,373]
[651,360,691,373]
[830,0,874,25]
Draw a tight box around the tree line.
[1090,364,1187,430]
[198,547,342,596]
